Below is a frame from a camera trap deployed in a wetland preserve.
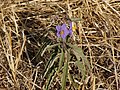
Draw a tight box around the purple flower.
[56,24,69,39]
[56,23,72,39]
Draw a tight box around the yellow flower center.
[60,30,64,35]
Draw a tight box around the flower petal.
[57,32,60,37]
[56,25,61,32]
[56,25,62,38]
[61,24,69,39]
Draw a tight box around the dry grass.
[0,0,120,90]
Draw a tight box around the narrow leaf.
[67,43,90,70]
[61,61,68,90]
[58,49,64,71]
[43,54,59,78]
[46,69,56,90]
[61,51,70,90]
[41,43,60,56]
[75,60,86,80]
[71,18,81,21]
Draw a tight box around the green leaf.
[71,18,81,22]
[31,39,52,61]
[58,49,64,71]
[61,51,70,90]
[46,68,56,90]
[67,43,90,80]
[75,60,86,80]
[73,46,90,70]
[67,43,90,70]
[61,61,68,90]
[41,43,60,56]
[43,53,59,78]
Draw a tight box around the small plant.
[41,21,91,90]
